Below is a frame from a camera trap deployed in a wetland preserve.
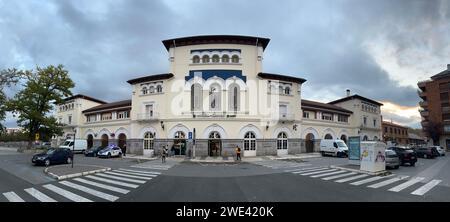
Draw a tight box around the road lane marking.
[59,181,118,202]
[113,170,159,177]
[73,178,130,194]
[24,188,56,202]
[322,172,357,181]
[411,179,442,196]
[310,170,348,178]
[96,173,147,184]
[104,171,155,179]
[349,175,395,186]
[367,176,409,189]
[85,175,139,188]
[335,174,370,183]
[285,166,326,172]
[292,167,329,174]
[300,169,338,176]
[3,192,25,202]
[131,165,169,170]
[388,177,425,192]
[118,168,161,175]
[43,184,92,202]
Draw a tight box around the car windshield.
[336,142,347,147]
[46,149,56,155]
[62,141,73,146]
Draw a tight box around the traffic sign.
[188,132,192,139]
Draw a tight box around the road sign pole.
[193,128,196,158]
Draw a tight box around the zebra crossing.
[129,159,179,170]
[1,168,162,202]
[252,160,443,197]
[287,166,442,197]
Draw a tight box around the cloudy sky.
[1,0,449,129]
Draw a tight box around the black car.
[415,147,439,159]
[387,147,417,166]
[32,148,73,167]
[84,146,105,157]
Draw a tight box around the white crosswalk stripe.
[285,166,326,173]
[131,165,170,170]
[411,179,442,196]
[368,176,409,189]
[310,170,348,178]
[322,172,357,181]
[59,181,119,202]
[300,169,338,176]
[85,175,139,188]
[388,177,425,192]
[113,170,159,177]
[104,171,155,180]
[43,184,92,202]
[117,168,161,175]
[292,167,330,174]
[24,188,56,202]
[335,174,370,183]
[349,175,394,186]
[3,191,25,202]
[73,178,130,194]
[96,173,147,184]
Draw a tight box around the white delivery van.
[59,139,88,153]
[320,139,348,157]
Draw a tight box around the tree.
[0,69,24,133]
[5,65,75,149]
[425,120,442,146]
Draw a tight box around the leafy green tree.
[0,69,23,133]
[5,65,75,149]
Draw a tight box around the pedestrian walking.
[122,143,127,156]
[161,146,167,163]
[235,145,241,161]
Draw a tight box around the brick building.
[382,121,409,145]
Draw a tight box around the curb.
[44,166,112,180]
[330,165,391,176]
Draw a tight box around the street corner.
[44,164,111,180]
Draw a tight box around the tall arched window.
[285,87,291,95]
[228,84,240,111]
[142,87,148,95]
[156,85,162,93]
[174,131,185,139]
[191,83,203,111]
[363,135,368,141]
[202,55,210,63]
[192,55,200,63]
[244,132,256,151]
[212,55,220,63]
[143,132,154,150]
[324,134,333,139]
[231,55,239,63]
[277,132,288,150]
[209,84,221,111]
[222,55,230,63]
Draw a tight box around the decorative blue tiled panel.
[186,70,246,82]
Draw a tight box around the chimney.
[447,64,450,71]
[346,89,350,97]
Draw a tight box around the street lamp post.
[72,128,76,168]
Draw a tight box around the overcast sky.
[1,0,449,129]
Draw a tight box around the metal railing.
[137,113,160,121]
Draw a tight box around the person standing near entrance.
[235,145,241,161]
[122,143,127,157]
[161,146,167,163]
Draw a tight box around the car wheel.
[67,157,72,164]
[424,154,428,159]
[321,151,325,157]
[44,159,50,167]
[410,162,415,167]
[107,153,111,158]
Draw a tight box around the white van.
[59,139,87,153]
[320,139,348,157]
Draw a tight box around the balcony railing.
[137,113,159,121]
[419,101,428,107]
[419,110,429,117]
[279,113,295,121]
[421,121,429,127]
[417,89,426,99]
[417,80,429,90]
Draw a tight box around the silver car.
[430,146,445,156]
[385,150,400,169]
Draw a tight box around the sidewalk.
[122,154,158,161]
[188,153,322,163]
[189,156,236,163]
[45,164,111,180]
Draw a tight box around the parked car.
[387,147,417,166]
[320,139,348,157]
[41,142,52,148]
[59,139,87,153]
[385,150,400,169]
[84,146,105,157]
[32,148,73,167]
[416,147,439,159]
[97,145,122,158]
[430,146,446,156]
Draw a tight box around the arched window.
[156,85,162,93]
[277,132,288,150]
[192,55,200,64]
[363,135,368,141]
[212,55,220,63]
[202,55,210,63]
[142,87,148,95]
[231,55,239,63]
[228,84,240,111]
[209,84,221,111]
[209,131,221,139]
[143,132,154,150]
[149,86,155,93]
[373,136,378,141]
[174,131,185,139]
[324,134,333,139]
[285,87,291,95]
[244,132,256,151]
[191,83,203,111]
[222,55,230,63]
